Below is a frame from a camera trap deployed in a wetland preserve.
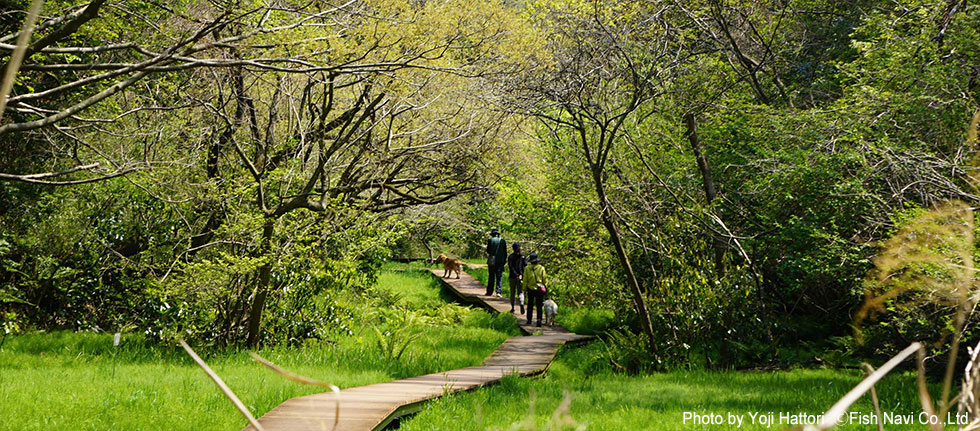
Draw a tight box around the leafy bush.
[597,329,656,374]
[371,312,424,362]
[0,183,179,333]
[556,307,617,335]
[417,303,471,326]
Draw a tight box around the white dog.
[543,299,558,326]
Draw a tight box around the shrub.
[557,307,617,335]
[597,329,657,374]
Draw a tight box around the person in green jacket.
[523,252,547,327]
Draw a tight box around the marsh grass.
[380,260,434,272]
[2,268,940,431]
[398,343,943,431]
[0,269,512,431]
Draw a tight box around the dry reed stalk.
[803,342,921,431]
[967,111,980,184]
[860,363,885,431]
[249,353,341,431]
[546,390,585,431]
[958,339,980,430]
[916,347,943,431]
[178,339,264,431]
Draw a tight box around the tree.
[191,0,525,346]
[0,0,534,346]
[516,0,691,354]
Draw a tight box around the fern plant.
[371,311,422,362]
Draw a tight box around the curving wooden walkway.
[245,268,591,431]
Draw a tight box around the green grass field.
[398,342,938,431]
[0,270,514,431]
[0,269,951,430]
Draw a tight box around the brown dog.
[435,253,462,279]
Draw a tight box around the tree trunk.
[420,228,435,263]
[246,218,275,347]
[684,113,726,277]
[591,167,657,355]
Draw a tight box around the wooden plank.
[246,269,591,431]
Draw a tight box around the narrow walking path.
[446,265,583,337]
[246,269,591,431]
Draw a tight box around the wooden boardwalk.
[445,265,584,337]
[246,269,590,431]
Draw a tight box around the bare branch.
[0,0,43,123]
[0,165,137,185]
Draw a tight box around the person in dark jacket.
[485,228,507,296]
[507,242,526,314]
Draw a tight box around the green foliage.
[2,311,21,336]
[556,307,617,336]
[150,211,400,345]
[5,0,980,374]
[853,199,979,377]
[495,0,980,373]
[598,328,656,374]
[815,336,861,369]
[463,309,522,335]
[0,181,180,333]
